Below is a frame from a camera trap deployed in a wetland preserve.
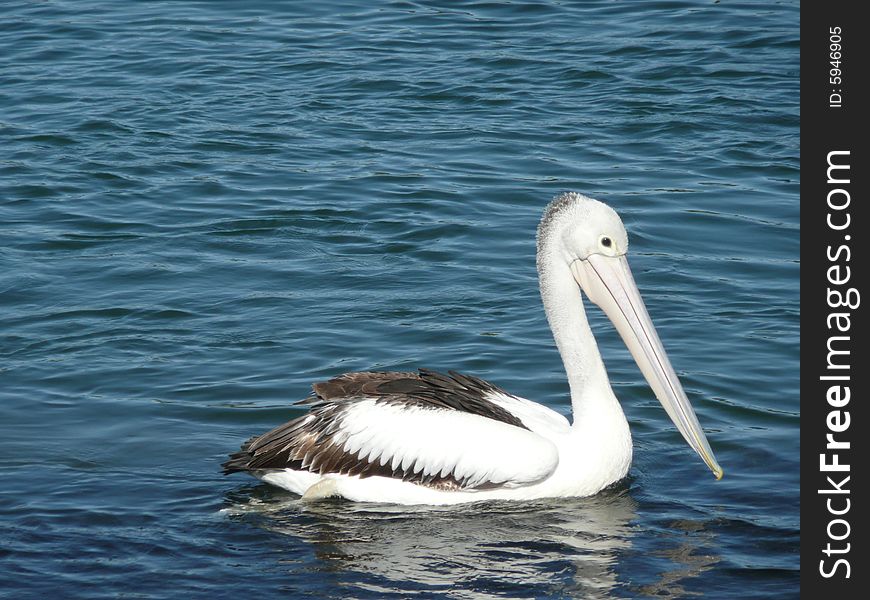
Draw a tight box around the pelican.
[223,192,723,504]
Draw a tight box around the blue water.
[1,1,799,597]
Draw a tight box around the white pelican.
[224,192,723,505]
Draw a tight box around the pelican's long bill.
[570,253,723,479]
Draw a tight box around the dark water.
[1,1,799,597]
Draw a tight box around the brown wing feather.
[222,368,528,490]
[308,369,527,428]
[311,371,418,400]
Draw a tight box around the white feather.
[327,400,559,488]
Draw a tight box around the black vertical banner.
[801,3,868,596]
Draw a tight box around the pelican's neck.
[537,248,620,425]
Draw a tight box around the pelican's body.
[224,193,722,505]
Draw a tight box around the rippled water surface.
[1,1,799,597]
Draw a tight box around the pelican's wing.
[463,390,571,437]
[223,370,560,490]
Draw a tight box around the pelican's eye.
[600,236,612,248]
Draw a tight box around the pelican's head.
[539,192,723,480]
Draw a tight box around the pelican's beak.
[570,254,723,479]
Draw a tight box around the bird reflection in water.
[222,483,720,597]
